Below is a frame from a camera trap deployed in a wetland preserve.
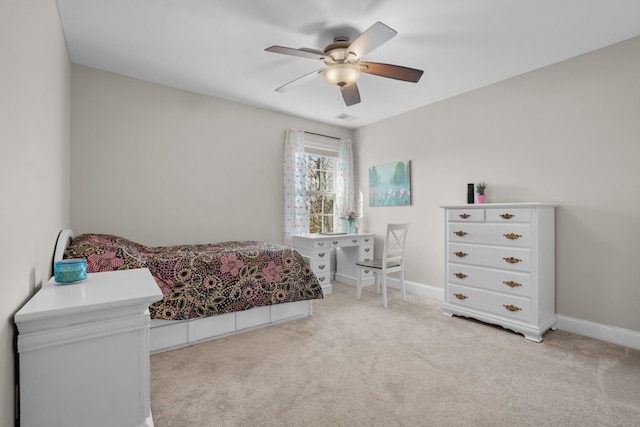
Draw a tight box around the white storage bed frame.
[54,229,313,354]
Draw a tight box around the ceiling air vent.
[335,113,357,121]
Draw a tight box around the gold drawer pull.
[454,231,468,237]
[454,293,468,300]
[459,213,471,219]
[352,239,358,243]
[318,264,325,270]
[318,252,325,258]
[500,213,515,219]
[503,233,522,240]
[318,276,326,282]
[503,281,522,288]
[364,238,370,242]
[364,269,370,274]
[364,248,370,253]
[318,242,325,246]
[363,258,371,262]
[332,240,339,245]
[454,251,468,258]
[503,304,522,312]
[454,273,468,279]
[503,257,521,264]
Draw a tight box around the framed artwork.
[369,160,411,206]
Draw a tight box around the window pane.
[326,174,335,192]
[305,155,320,191]
[322,215,333,233]
[322,157,336,172]
[323,196,334,214]
[307,195,321,215]
[309,215,321,234]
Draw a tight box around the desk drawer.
[313,240,330,249]
[312,261,329,275]
[359,245,373,260]
[315,273,330,286]
[311,249,330,261]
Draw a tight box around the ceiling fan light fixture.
[322,63,361,87]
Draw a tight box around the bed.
[54,229,322,353]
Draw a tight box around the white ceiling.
[56,0,640,129]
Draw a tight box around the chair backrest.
[382,223,409,268]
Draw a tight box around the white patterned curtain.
[336,138,355,231]
[283,128,309,246]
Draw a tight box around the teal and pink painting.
[368,161,411,206]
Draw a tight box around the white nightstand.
[15,268,163,427]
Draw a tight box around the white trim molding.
[556,315,640,351]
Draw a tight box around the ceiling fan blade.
[265,46,325,60]
[341,83,361,106]
[347,22,397,60]
[360,62,423,83]
[275,68,324,92]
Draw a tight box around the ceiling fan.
[265,22,423,106]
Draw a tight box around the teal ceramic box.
[54,259,87,284]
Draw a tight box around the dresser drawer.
[448,284,531,322]
[485,208,532,223]
[449,243,531,272]
[447,209,485,222]
[447,264,531,297]
[448,223,531,247]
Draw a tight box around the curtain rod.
[304,131,341,141]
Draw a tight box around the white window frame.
[304,136,340,234]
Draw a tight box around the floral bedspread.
[64,234,323,320]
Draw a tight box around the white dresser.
[441,203,557,342]
[293,233,375,294]
[15,268,163,427]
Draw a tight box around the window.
[283,128,351,245]
[304,153,336,233]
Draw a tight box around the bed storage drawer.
[189,313,235,342]
[237,306,271,330]
[271,300,311,322]
[151,321,189,353]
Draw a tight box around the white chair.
[356,223,409,307]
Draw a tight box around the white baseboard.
[380,277,640,351]
[555,315,640,350]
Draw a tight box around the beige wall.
[355,36,640,333]
[71,37,640,336]
[70,65,353,247]
[0,0,71,424]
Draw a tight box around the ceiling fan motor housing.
[322,39,360,86]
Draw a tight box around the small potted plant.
[476,181,487,204]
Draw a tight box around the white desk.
[15,268,163,427]
[293,233,375,294]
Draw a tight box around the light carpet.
[150,282,640,426]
